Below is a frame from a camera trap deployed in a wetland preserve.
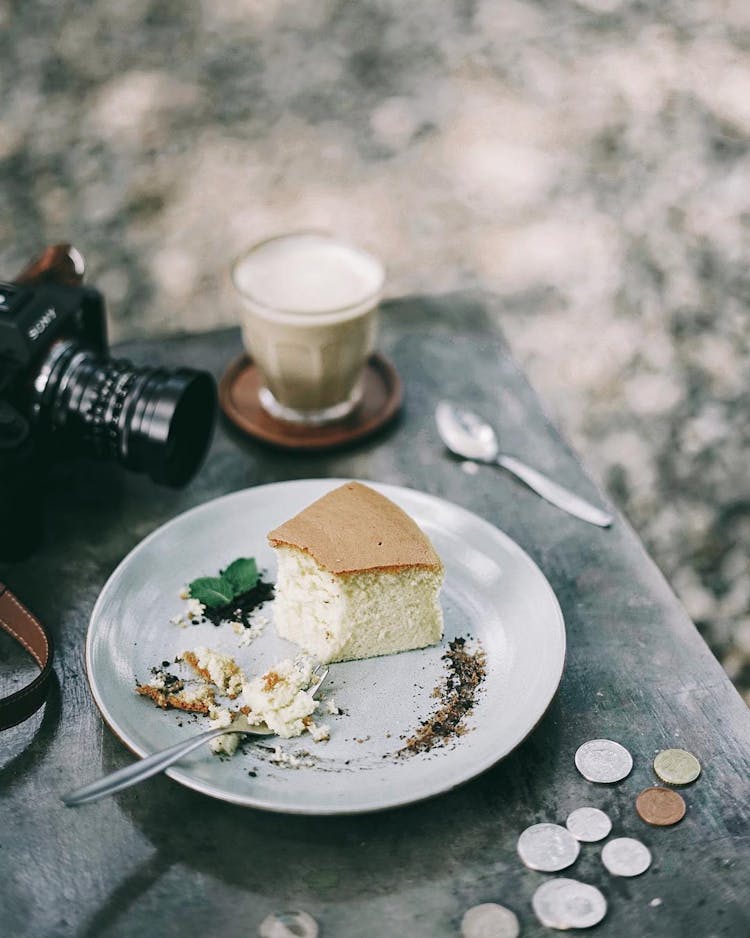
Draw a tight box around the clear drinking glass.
[231,232,385,425]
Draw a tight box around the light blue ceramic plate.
[86,479,565,814]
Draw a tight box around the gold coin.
[653,748,701,785]
[636,786,686,826]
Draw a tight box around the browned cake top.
[267,482,442,574]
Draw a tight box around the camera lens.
[32,340,216,486]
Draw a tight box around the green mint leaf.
[188,576,234,608]
[222,557,259,596]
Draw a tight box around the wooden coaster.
[219,352,402,450]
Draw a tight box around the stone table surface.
[1,295,749,937]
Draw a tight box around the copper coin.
[636,786,686,826]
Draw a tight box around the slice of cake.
[267,482,444,663]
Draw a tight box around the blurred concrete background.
[1,0,748,700]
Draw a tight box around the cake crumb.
[185,598,206,619]
[181,647,245,698]
[307,721,330,742]
[243,657,322,739]
[270,746,301,767]
[263,670,283,692]
[136,679,215,714]
[208,705,240,755]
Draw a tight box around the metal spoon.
[435,401,613,528]
[62,666,329,806]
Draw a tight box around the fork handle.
[497,455,613,528]
[61,726,232,806]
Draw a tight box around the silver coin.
[565,806,612,842]
[575,739,633,783]
[461,902,520,938]
[601,837,652,877]
[517,822,580,872]
[532,878,607,930]
[258,910,319,938]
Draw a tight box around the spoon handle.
[61,726,235,806]
[497,455,613,528]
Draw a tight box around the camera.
[0,245,217,560]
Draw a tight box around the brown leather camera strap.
[0,582,54,730]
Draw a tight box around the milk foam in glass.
[232,232,384,424]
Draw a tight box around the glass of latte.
[232,232,385,425]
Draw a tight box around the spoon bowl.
[435,401,500,462]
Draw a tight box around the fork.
[62,665,329,806]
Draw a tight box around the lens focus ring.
[30,340,216,486]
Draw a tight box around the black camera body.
[0,278,106,368]
[0,246,216,560]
